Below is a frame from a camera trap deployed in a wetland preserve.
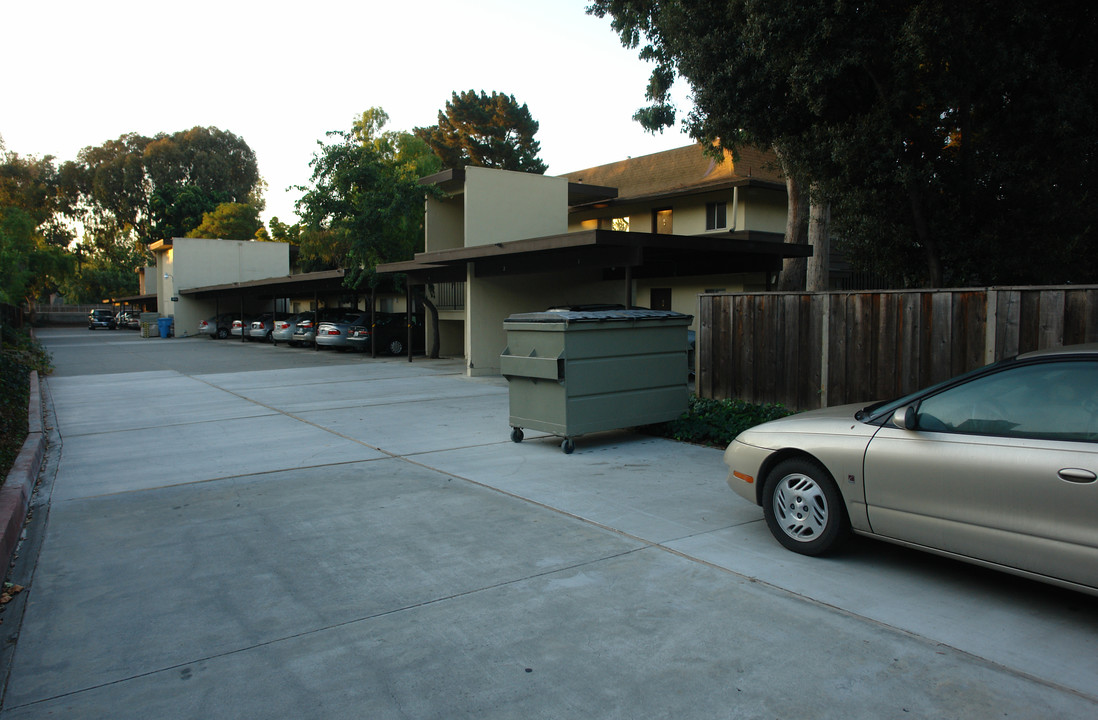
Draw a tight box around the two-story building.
[149,237,290,337]
[378,143,807,376]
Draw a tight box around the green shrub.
[0,327,52,480]
[645,395,793,448]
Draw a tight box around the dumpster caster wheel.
[561,439,575,454]
[511,427,524,443]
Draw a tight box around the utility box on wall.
[501,309,693,453]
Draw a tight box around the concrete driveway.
[2,328,1096,718]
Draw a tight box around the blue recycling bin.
[157,317,173,338]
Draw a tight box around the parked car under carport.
[347,313,425,355]
[290,308,353,347]
[316,311,370,350]
[199,314,234,339]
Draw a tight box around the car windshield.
[859,356,1018,423]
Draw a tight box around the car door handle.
[1058,468,1097,483]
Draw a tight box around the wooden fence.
[696,285,1098,411]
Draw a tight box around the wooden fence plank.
[1038,290,1065,350]
[698,285,1098,411]
[997,290,1021,357]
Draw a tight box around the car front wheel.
[761,458,848,556]
[387,338,404,355]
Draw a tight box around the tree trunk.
[419,288,441,359]
[908,187,943,287]
[806,191,830,292]
[776,153,809,291]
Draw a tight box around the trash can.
[501,309,693,453]
[157,317,173,338]
[140,312,159,339]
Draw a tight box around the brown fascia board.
[395,228,809,267]
[419,168,464,185]
[569,176,785,212]
[567,182,617,205]
[180,268,346,296]
[419,168,617,205]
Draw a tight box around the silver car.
[247,312,289,342]
[230,315,259,339]
[290,308,352,347]
[272,311,316,344]
[723,343,1098,595]
[315,311,369,350]
[198,313,234,339]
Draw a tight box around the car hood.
[734,402,876,449]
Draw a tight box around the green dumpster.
[501,309,693,453]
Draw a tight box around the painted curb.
[0,371,44,573]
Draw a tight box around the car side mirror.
[892,406,917,430]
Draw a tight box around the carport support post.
[240,296,245,342]
[313,290,319,351]
[370,290,377,358]
[624,264,634,309]
[406,284,413,362]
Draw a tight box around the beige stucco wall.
[739,187,787,234]
[636,273,767,328]
[465,266,625,376]
[567,185,787,236]
[464,167,568,247]
[155,238,289,337]
[425,192,466,252]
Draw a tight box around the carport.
[180,269,346,345]
[380,228,809,298]
[178,269,411,357]
[377,228,812,373]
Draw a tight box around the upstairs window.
[597,217,630,231]
[706,202,727,230]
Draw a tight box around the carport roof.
[179,269,349,299]
[376,228,810,284]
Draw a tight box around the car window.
[916,359,1098,441]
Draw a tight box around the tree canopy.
[186,202,265,241]
[590,0,1098,287]
[0,126,265,305]
[0,146,74,305]
[296,108,440,289]
[68,126,263,246]
[415,90,547,173]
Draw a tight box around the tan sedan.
[724,343,1098,595]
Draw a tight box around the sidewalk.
[2,329,1095,718]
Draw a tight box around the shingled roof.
[559,144,783,202]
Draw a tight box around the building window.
[653,208,673,234]
[706,202,727,230]
[597,217,630,231]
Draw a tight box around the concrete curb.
[1,370,45,573]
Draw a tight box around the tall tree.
[186,202,264,240]
[59,230,145,303]
[590,0,1098,287]
[415,91,548,173]
[0,146,76,305]
[296,109,439,287]
[69,126,263,246]
[297,109,444,354]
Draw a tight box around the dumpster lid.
[504,309,693,324]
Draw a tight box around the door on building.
[650,288,672,311]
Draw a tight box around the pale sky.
[4,0,695,226]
